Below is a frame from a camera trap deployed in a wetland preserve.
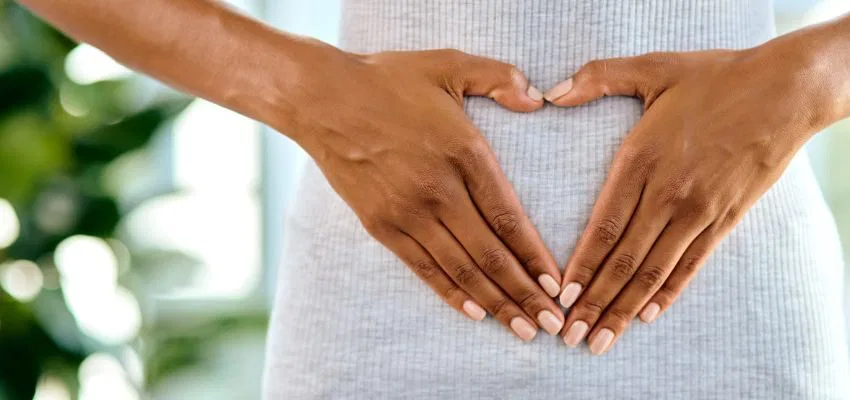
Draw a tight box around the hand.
[545,35,844,353]
[286,48,565,341]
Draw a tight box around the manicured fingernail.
[563,320,588,348]
[537,310,564,336]
[526,85,544,101]
[589,328,615,355]
[510,317,538,342]
[544,78,573,102]
[538,274,560,298]
[640,303,661,323]
[462,301,486,321]
[559,282,582,308]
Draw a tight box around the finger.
[544,53,677,108]
[559,149,648,309]
[640,226,725,323]
[388,231,486,321]
[459,145,562,298]
[410,223,540,342]
[586,220,707,355]
[429,49,544,112]
[561,197,669,350]
[440,195,565,336]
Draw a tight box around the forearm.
[816,13,850,122]
[17,0,341,136]
[763,13,850,127]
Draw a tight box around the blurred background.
[0,0,847,399]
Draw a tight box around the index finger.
[559,148,649,309]
[458,142,563,298]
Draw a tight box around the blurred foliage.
[0,1,243,399]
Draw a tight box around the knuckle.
[592,216,623,246]
[579,299,605,316]
[636,265,667,289]
[680,254,704,274]
[360,215,391,238]
[412,259,439,279]
[446,138,491,172]
[492,211,521,238]
[519,254,543,273]
[434,49,467,73]
[489,298,511,318]
[480,248,511,276]
[606,308,633,324]
[655,183,689,209]
[411,178,452,210]
[686,196,714,216]
[609,253,639,280]
[383,196,425,227]
[724,205,743,223]
[617,142,658,173]
[514,288,540,310]
[443,285,461,301]
[452,263,480,288]
[573,261,598,282]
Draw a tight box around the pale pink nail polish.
[510,317,538,342]
[640,303,661,323]
[589,328,615,355]
[538,274,560,298]
[537,310,565,336]
[544,78,573,102]
[527,85,544,101]
[463,301,486,321]
[563,320,589,348]
[559,282,582,308]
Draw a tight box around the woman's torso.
[263,1,850,399]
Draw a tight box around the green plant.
[0,1,192,398]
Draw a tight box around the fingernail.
[640,303,661,324]
[589,328,615,355]
[510,317,538,342]
[563,320,588,348]
[538,274,560,298]
[526,85,544,101]
[462,301,486,321]
[543,78,573,102]
[537,310,564,336]
[559,282,582,308]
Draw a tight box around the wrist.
[258,37,358,145]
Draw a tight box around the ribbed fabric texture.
[263,1,850,399]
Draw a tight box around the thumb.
[545,54,677,108]
[438,50,544,113]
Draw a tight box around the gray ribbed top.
[263,2,850,399]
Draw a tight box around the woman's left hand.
[544,25,850,355]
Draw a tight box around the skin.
[546,15,850,355]
[15,0,850,353]
[16,0,566,342]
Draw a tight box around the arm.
[17,0,567,340]
[19,0,312,135]
[547,13,850,354]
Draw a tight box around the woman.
[20,0,850,398]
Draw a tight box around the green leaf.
[72,99,191,165]
[0,65,52,119]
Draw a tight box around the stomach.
[263,1,850,398]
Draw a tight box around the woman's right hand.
[281,47,564,341]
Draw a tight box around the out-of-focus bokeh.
[0,1,846,399]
